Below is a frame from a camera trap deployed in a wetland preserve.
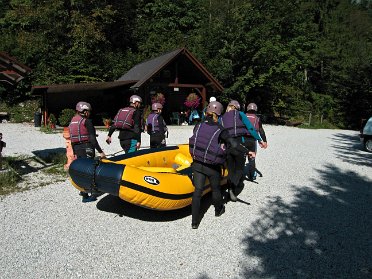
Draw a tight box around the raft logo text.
[144,176,160,185]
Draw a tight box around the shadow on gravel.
[96,194,212,222]
[330,133,372,167]
[4,148,66,176]
[240,164,372,278]
[96,186,245,223]
[33,148,66,163]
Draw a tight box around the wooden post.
[201,87,206,107]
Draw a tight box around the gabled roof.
[0,51,31,86]
[31,80,136,95]
[118,47,223,91]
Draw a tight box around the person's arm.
[220,129,249,153]
[106,125,116,144]
[132,109,142,150]
[257,118,267,148]
[239,111,262,141]
[158,115,167,133]
[85,119,105,157]
[133,109,142,142]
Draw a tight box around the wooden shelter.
[0,51,31,86]
[31,47,224,126]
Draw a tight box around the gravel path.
[0,123,371,279]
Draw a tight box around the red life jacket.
[113,107,135,129]
[246,113,260,131]
[69,115,89,143]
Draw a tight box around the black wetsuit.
[72,118,103,159]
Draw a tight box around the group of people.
[189,99,267,228]
[68,95,267,229]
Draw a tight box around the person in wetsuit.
[69,101,106,202]
[106,95,143,153]
[189,101,229,229]
[220,100,263,201]
[146,102,168,148]
[245,103,268,181]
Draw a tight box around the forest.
[0,0,371,128]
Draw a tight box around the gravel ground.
[0,123,371,279]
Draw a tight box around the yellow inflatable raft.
[68,144,228,210]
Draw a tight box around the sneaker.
[82,195,97,203]
[229,189,238,202]
[252,171,257,180]
[79,192,89,197]
[215,205,225,217]
[191,223,199,229]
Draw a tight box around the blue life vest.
[220,110,248,137]
[146,112,167,134]
[189,123,226,165]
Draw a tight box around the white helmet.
[152,102,163,110]
[130,95,142,103]
[228,100,241,110]
[76,101,92,112]
[247,103,258,111]
[206,101,224,116]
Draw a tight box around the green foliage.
[39,126,59,134]
[0,0,371,129]
[0,160,22,195]
[134,0,204,57]
[58,109,75,127]
[0,100,40,123]
[48,113,56,124]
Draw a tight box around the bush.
[58,108,75,127]
[48,113,56,126]
[0,100,40,123]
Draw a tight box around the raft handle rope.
[106,149,125,157]
[106,144,181,157]
[90,158,101,193]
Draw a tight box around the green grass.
[0,153,68,196]
[0,168,23,196]
[299,120,339,129]
[0,157,23,195]
[39,126,60,134]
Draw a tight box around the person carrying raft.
[189,101,230,229]
[69,101,106,202]
[220,100,264,202]
[245,102,268,181]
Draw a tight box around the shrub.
[0,100,40,123]
[58,108,75,127]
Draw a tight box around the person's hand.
[258,141,267,149]
[106,136,111,144]
[99,152,106,159]
[136,142,141,150]
[248,151,256,159]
